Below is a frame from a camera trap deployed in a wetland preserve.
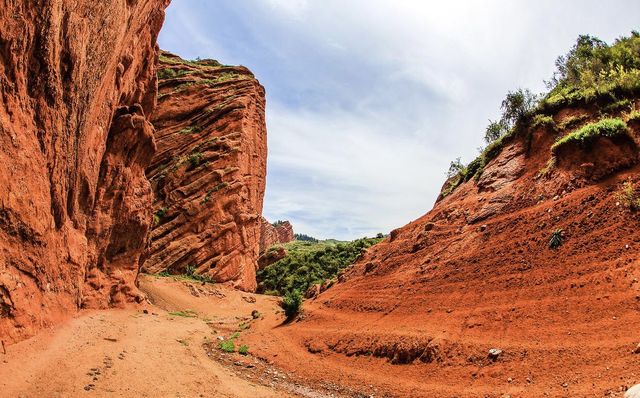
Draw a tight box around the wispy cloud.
[159,0,640,240]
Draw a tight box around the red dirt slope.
[257,100,640,396]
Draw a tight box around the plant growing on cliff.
[281,289,303,319]
[551,118,629,154]
[446,157,464,178]
[238,345,249,355]
[542,32,640,110]
[179,126,202,135]
[187,152,204,167]
[549,228,564,249]
[530,114,556,131]
[153,207,168,225]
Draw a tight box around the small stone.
[507,377,513,383]
[561,382,568,388]
[479,224,487,232]
[488,348,502,360]
[216,336,224,341]
[633,343,640,354]
[143,309,149,314]
[251,310,260,319]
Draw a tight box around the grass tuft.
[551,118,629,154]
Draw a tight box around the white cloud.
[160,0,640,240]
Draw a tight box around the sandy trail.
[0,276,295,398]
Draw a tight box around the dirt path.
[0,275,362,398]
[0,280,294,398]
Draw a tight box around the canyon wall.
[0,0,169,343]
[142,52,267,292]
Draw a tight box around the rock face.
[259,218,295,253]
[142,52,267,292]
[0,0,169,343]
[287,98,640,395]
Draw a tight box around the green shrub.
[179,126,202,135]
[551,118,629,154]
[238,345,249,355]
[187,152,204,167]
[537,157,556,178]
[618,179,640,211]
[153,207,168,225]
[601,98,633,114]
[157,68,177,80]
[219,339,235,353]
[530,114,556,130]
[257,237,381,295]
[169,310,198,318]
[627,109,640,123]
[549,229,564,249]
[446,157,464,178]
[281,289,303,319]
[542,32,640,110]
[218,331,241,353]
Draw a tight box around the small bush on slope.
[549,229,564,249]
[281,290,303,319]
[618,179,640,211]
[551,118,629,154]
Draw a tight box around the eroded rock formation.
[0,0,169,343]
[142,52,267,292]
[259,218,295,253]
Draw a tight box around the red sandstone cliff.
[259,218,295,253]
[0,0,169,344]
[142,52,267,292]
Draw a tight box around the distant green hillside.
[257,237,383,296]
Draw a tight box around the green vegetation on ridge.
[442,31,640,198]
[551,118,629,154]
[257,237,383,296]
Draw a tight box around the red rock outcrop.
[279,98,640,396]
[259,218,295,253]
[142,52,267,292]
[0,0,169,344]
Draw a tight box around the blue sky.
[159,0,640,240]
